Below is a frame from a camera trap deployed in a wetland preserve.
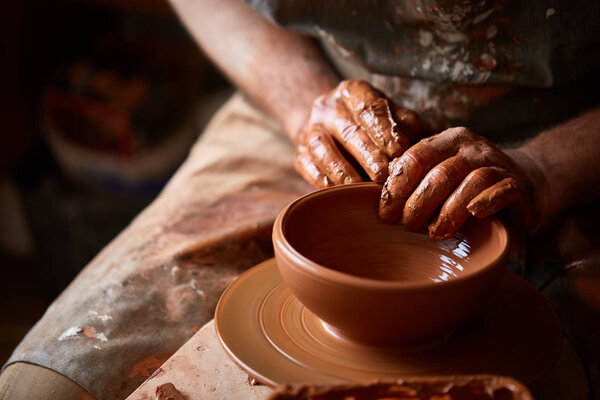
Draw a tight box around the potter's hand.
[294,80,420,188]
[378,127,539,240]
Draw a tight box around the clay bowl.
[272,182,509,346]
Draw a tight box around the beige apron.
[4,93,311,399]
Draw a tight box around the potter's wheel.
[215,259,562,386]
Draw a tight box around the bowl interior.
[282,184,507,283]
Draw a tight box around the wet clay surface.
[268,375,533,400]
[294,80,421,188]
[215,259,561,386]
[283,184,505,282]
[274,183,508,344]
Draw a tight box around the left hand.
[294,80,421,188]
[378,127,539,240]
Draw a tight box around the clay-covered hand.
[294,80,420,188]
[378,127,538,240]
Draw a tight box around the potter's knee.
[0,362,95,400]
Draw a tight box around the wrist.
[281,108,313,143]
[280,82,337,143]
[504,146,550,226]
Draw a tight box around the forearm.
[507,104,600,222]
[168,0,338,139]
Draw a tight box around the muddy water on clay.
[283,185,500,283]
[293,225,472,282]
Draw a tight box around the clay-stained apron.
[4,93,312,399]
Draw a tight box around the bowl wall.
[273,183,509,345]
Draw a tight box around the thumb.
[467,177,537,228]
[467,177,521,218]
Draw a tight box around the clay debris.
[267,375,533,400]
[155,382,185,400]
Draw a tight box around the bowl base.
[215,259,562,386]
[320,320,454,352]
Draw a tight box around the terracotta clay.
[273,183,509,345]
[294,80,421,188]
[338,80,409,159]
[268,375,533,400]
[155,382,184,400]
[214,259,562,386]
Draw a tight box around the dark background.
[2,2,600,398]
[0,0,230,364]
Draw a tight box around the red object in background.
[45,88,136,159]
[39,35,209,195]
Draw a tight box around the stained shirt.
[248,0,600,138]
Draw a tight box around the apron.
[4,93,311,399]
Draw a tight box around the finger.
[428,167,506,240]
[306,125,362,185]
[378,130,464,223]
[327,101,389,183]
[294,147,332,189]
[402,155,472,231]
[467,177,522,218]
[337,80,409,158]
[390,103,421,143]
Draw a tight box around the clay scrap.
[155,382,185,400]
[267,375,533,400]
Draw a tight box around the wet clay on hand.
[295,80,420,188]
[378,127,536,240]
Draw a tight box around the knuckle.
[334,81,350,97]
[418,136,434,147]
[295,143,308,155]
[313,94,330,109]
[444,126,475,141]
[342,79,367,90]
[465,167,495,184]
[340,123,360,140]
[337,80,351,90]
[396,108,421,131]
[432,161,458,181]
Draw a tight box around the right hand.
[294,80,421,188]
[378,127,540,240]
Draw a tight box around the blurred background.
[0,0,231,364]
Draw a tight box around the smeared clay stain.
[164,286,199,323]
[81,325,97,339]
[129,355,167,378]
[148,367,166,380]
[166,189,302,235]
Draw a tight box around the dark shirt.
[248,0,600,139]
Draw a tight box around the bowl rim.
[273,182,510,290]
